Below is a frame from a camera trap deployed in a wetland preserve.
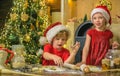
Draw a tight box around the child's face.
[92,12,106,30]
[52,36,67,50]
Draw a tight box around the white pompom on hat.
[39,36,47,45]
[44,22,69,43]
[91,5,111,25]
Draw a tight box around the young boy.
[42,22,80,66]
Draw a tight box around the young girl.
[42,22,80,66]
[76,5,119,66]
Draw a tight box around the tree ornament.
[40,0,46,6]
[38,10,44,17]
[21,13,29,22]
[8,34,19,44]
[10,13,18,21]
[99,0,112,11]
[24,34,31,42]
[23,1,29,10]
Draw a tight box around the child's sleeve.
[44,44,52,53]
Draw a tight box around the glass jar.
[0,50,8,69]
[103,49,120,69]
[105,49,114,69]
[101,58,110,70]
[112,49,120,68]
[11,45,26,69]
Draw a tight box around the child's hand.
[71,41,80,53]
[112,41,120,49]
[52,55,63,66]
[75,62,85,67]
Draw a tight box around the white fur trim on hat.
[46,24,69,43]
[91,8,110,24]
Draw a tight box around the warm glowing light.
[47,0,54,5]
[68,0,73,7]
[68,0,72,5]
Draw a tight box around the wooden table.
[0,65,120,76]
[0,71,120,76]
[44,72,120,76]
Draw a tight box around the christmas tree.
[0,0,49,64]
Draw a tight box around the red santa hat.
[43,22,69,43]
[91,5,111,25]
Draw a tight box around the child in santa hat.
[76,5,119,66]
[42,22,80,66]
